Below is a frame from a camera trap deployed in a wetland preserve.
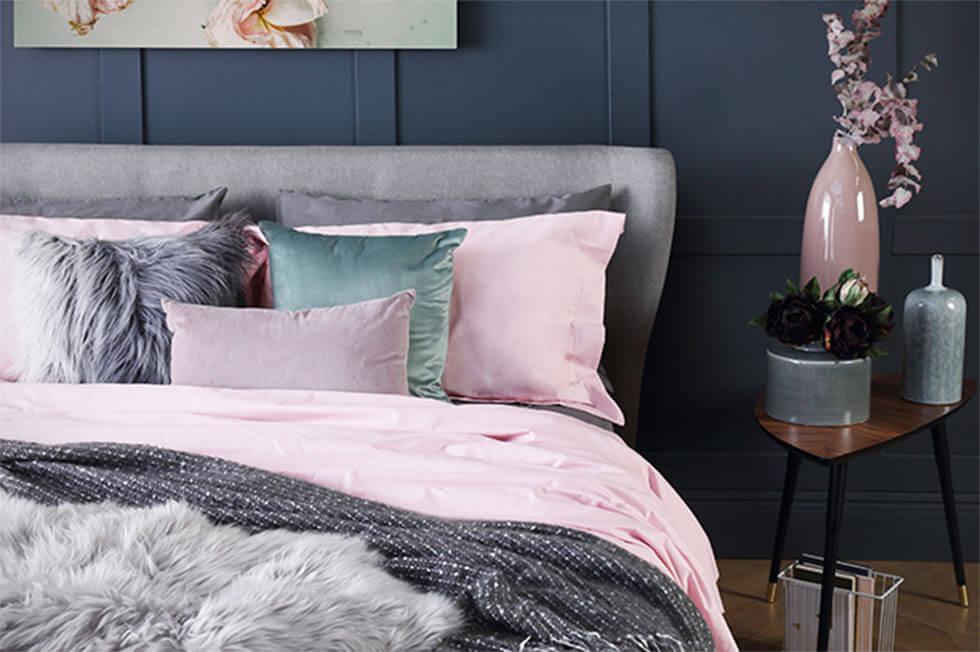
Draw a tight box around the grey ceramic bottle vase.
[902,254,967,404]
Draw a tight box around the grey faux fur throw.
[0,439,715,652]
[14,213,252,384]
[0,492,461,652]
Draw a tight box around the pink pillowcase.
[164,292,414,394]
[0,215,268,382]
[290,211,626,424]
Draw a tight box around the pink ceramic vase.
[800,134,880,291]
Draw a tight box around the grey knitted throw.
[0,439,714,652]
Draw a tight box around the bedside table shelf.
[755,374,976,651]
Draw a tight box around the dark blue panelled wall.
[1,0,977,560]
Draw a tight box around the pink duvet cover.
[0,382,735,651]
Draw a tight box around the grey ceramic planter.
[902,255,967,405]
[765,344,871,426]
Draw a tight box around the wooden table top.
[755,374,976,463]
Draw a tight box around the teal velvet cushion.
[259,221,466,400]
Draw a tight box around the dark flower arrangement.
[751,269,894,360]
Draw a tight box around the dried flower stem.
[823,0,938,209]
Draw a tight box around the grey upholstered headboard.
[0,143,676,446]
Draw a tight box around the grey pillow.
[475,365,618,430]
[277,185,611,227]
[1,187,227,221]
[14,213,253,385]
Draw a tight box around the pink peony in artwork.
[204,0,328,48]
[823,0,938,209]
[42,0,134,35]
[39,0,327,48]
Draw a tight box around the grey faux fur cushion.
[14,214,253,384]
[0,491,461,651]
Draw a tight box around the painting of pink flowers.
[203,0,328,48]
[823,0,938,208]
[15,0,456,49]
[39,0,135,36]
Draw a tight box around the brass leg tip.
[958,585,969,608]
[766,582,778,603]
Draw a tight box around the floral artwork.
[823,0,938,209]
[751,269,894,360]
[16,0,456,49]
[41,0,134,35]
[204,0,327,48]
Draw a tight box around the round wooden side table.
[754,374,976,652]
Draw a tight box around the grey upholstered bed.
[0,143,676,446]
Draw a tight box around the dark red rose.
[823,307,874,359]
[865,292,895,336]
[764,296,826,346]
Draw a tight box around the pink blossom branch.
[823,0,938,209]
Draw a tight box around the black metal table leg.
[767,451,801,602]
[816,462,848,652]
[932,421,969,608]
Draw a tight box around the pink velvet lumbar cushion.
[291,211,626,424]
[0,215,268,382]
[163,291,415,395]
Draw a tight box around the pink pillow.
[289,211,626,424]
[164,292,414,394]
[0,215,268,382]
